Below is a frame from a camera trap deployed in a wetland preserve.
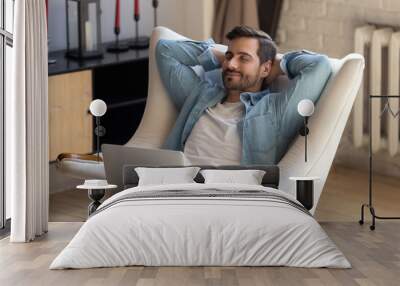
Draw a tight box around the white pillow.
[200,169,266,185]
[135,167,201,186]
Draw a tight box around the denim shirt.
[155,39,332,165]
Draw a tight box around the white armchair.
[57,26,364,215]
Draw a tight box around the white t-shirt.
[184,100,245,165]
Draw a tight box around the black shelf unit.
[48,39,149,76]
[48,40,149,151]
[93,57,148,146]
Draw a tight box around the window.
[0,0,14,231]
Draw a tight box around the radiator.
[353,25,400,156]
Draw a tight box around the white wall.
[48,0,214,52]
[277,0,400,58]
[277,0,400,177]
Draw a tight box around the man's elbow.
[155,39,172,61]
[314,55,332,82]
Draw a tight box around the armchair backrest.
[126,27,185,148]
[128,26,365,215]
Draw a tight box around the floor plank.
[314,165,400,222]
[2,165,400,285]
[1,222,399,285]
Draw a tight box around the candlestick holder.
[130,14,149,49]
[153,0,159,27]
[108,0,129,53]
[107,31,129,53]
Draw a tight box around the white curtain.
[8,0,49,242]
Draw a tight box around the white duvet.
[50,183,350,269]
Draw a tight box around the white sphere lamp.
[297,99,314,117]
[89,99,107,162]
[89,99,107,117]
[297,99,315,162]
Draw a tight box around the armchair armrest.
[55,152,106,180]
[56,153,103,164]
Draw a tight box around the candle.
[45,0,48,28]
[134,0,139,17]
[85,21,94,51]
[114,0,120,33]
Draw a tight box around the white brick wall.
[277,0,400,57]
[277,0,400,176]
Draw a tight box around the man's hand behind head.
[212,48,226,66]
[263,53,284,88]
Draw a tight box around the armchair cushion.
[57,154,105,179]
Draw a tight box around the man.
[156,26,331,165]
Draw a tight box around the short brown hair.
[226,26,277,63]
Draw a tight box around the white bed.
[50,183,350,269]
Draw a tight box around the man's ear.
[260,60,273,79]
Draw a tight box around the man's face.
[222,37,271,92]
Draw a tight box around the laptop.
[102,144,188,186]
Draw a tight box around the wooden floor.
[1,165,400,286]
[316,165,400,222]
[1,221,399,286]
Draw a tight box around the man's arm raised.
[278,51,332,145]
[156,39,221,110]
[211,48,226,66]
[264,53,285,86]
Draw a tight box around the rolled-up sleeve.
[270,50,332,162]
[276,50,332,151]
[280,49,322,79]
[197,46,222,71]
[155,38,219,110]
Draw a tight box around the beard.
[222,69,261,91]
